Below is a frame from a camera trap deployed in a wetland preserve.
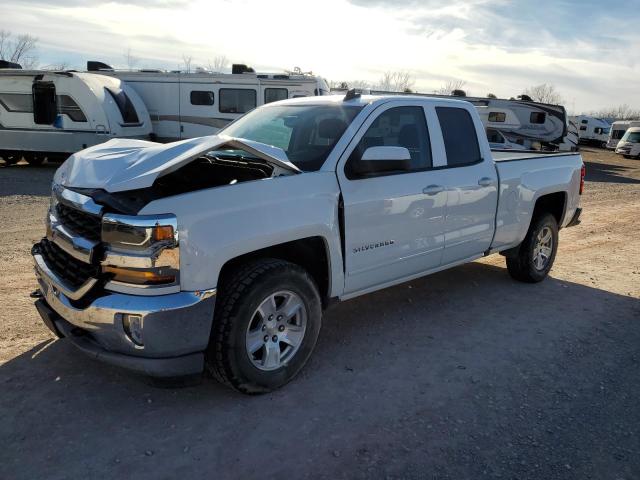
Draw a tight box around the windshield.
[219,104,363,171]
[621,131,640,143]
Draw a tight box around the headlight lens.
[103,265,176,285]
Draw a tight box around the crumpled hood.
[54,135,300,193]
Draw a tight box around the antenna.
[344,88,361,101]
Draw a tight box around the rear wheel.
[1,151,20,165]
[206,258,322,394]
[506,213,559,283]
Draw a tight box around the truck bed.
[492,150,582,162]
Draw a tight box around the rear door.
[337,101,449,295]
[435,106,498,265]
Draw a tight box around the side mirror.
[352,146,412,176]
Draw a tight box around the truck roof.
[272,94,475,108]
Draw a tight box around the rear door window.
[436,107,482,167]
[264,88,288,104]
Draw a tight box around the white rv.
[0,69,151,165]
[607,120,640,149]
[614,127,640,158]
[570,115,610,147]
[89,62,330,141]
[486,128,527,150]
[558,120,579,152]
[333,88,568,150]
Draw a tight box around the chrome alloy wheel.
[532,226,553,270]
[245,290,307,371]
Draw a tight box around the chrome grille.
[55,203,102,242]
[35,239,99,288]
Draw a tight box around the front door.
[338,103,448,295]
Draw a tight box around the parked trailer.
[570,115,610,147]
[607,120,640,149]
[0,69,151,165]
[331,88,568,151]
[89,62,331,141]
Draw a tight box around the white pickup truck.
[33,92,584,393]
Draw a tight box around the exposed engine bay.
[82,151,277,214]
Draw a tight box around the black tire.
[506,213,559,283]
[206,258,322,394]
[27,153,46,166]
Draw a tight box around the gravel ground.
[0,148,639,479]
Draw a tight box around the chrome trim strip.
[34,252,98,301]
[47,211,98,263]
[54,184,103,216]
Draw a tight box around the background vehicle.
[0,68,151,165]
[558,120,579,152]
[607,120,640,149]
[486,127,527,150]
[570,115,610,147]
[32,93,584,393]
[614,127,640,158]
[332,88,568,151]
[89,61,330,141]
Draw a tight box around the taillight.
[579,164,585,195]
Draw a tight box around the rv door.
[32,81,57,125]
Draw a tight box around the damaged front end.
[32,135,297,376]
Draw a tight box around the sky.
[2,0,639,113]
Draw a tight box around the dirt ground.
[0,148,639,479]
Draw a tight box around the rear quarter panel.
[492,153,582,250]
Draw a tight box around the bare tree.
[124,47,138,70]
[41,61,70,71]
[435,79,466,95]
[377,71,415,92]
[182,54,193,73]
[487,93,497,99]
[0,30,38,68]
[349,79,371,90]
[207,54,228,72]
[589,104,640,121]
[522,84,564,105]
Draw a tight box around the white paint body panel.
[56,95,584,300]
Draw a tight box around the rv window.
[264,88,288,104]
[486,129,504,143]
[530,112,546,124]
[57,95,87,122]
[612,129,625,140]
[190,90,214,106]
[219,89,257,113]
[581,119,588,124]
[436,107,482,167]
[0,93,33,112]
[594,127,602,134]
[580,126,587,131]
[106,87,140,124]
[32,81,57,125]
[488,112,506,122]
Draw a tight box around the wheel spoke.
[540,229,552,244]
[257,295,277,319]
[281,294,303,320]
[263,342,281,369]
[281,325,304,347]
[246,329,265,355]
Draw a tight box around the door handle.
[423,184,444,195]
[478,177,493,187]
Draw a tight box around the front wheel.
[206,259,322,394]
[506,213,559,283]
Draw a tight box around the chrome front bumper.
[34,258,216,377]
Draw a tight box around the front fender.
[139,172,344,296]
